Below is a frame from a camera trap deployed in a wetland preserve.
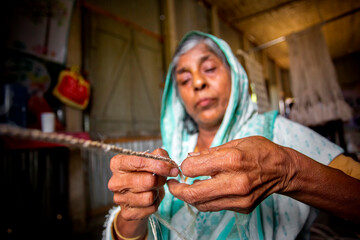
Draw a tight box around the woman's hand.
[168,136,360,223]
[167,136,295,213]
[108,148,178,238]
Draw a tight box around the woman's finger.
[191,195,259,214]
[168,177,270,214]
[114,190,160,208]
[108,172,167,193]
[167,174,257,204]
[110,148,179,177]
[120,203,159,221]
[182,137,280,178]
[181,147,245,177]
[118,189,164,220]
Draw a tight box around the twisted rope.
[0,124,191,238]
[0,124,175,165]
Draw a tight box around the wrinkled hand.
[108,148,178,220]
[168,136,295,214]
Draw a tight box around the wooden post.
[211,5,220,37]
[163,0,177,69]
[65,1,87,234]
[66,0,83,133]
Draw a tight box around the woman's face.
[175,43,231,130]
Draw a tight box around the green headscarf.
[160,31,274,161]
[156,31,281,240]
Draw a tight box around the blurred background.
[0,0,359,239]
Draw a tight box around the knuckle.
[226,149,242,168]
[181,161,197,177]
[183,188,197,204]
[181,163,191,176]
[241,196,256,210]
[141,174,156,189]
[242,201,252,210]
[152,148,168,157]
[196,203,209,212]
[132,157,146,169]
[113,194,124,205]
[147,174,157,186]
[109,156,118,171]
[107,178,114,191]
[143,192,156,206]
[107,177,117,192]
[108,176,129,193]
[110,155,128,172]
[236,177,251,195]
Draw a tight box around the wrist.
[113,210,148,240]
[278,146,302,194]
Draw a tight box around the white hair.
[171,35,229,81]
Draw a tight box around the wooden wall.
[78,0,285,139]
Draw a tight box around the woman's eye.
[177,78,190,86]
[205,67,216,73]
[176,72,191,86]
[181,79,190,85]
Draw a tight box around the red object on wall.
[53,66,90,110]
[57,75,89,105]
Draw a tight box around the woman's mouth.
[196,98,216,108]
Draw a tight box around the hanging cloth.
[286,26,352,126]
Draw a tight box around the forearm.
[113,210,148,240]
[282,147,360,223]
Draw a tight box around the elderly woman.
[103,31,360,240]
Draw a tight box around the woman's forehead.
[175,44,221,70]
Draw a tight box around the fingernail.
[188,152,200,157]
[170,168,179,177]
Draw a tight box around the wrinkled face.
[175,43,231,130]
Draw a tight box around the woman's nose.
[193,75,207,91]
